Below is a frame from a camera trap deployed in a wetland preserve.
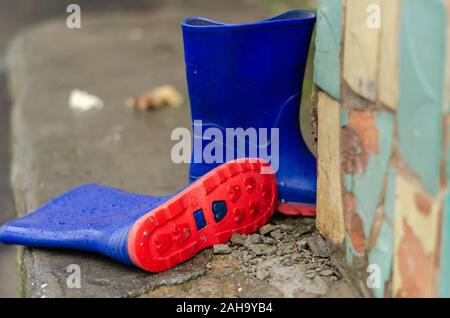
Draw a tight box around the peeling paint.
[392,174,442,297]
[343,112,394,239]
[368,220,394,298]
[314,0,449,297]
[384,168,396,224]
[441,115,450,297]
[343,191,366,252]
[367,168,396,298]
[395,221,434,297]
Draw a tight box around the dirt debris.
[126,85,184,111]
[243,233,262,247]
[145,216,359,298]
[305,232,331,258]
[69,89,104,112]
[230,233,245,246]
[213,243,232,255]
[259,224,280,235]
[210,215,348,297]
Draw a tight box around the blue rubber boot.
[0,159,277,272]
[0,184,162,266]
[182,10,317,216]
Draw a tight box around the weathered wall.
[314,0,450,297]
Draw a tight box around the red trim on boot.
[277,202,316,217]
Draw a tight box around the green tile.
[367,168,396,298]
[314,0,342,100]
[397,0,446,195]
[441,194,450,297]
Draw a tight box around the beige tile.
[343,0,381,101]
[378,0,400,109]
[316,91,345,244]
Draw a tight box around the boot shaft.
[182,10,317,209]
[182,10,316,130]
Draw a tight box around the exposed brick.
[343,191,366,253]
[414,193,432,216]
[395,221,434,297]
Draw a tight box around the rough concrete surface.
[0,69,18,297]
[5,1,295,298]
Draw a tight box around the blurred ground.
[0,0,316,297]
[0,0,163,299]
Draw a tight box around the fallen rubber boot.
[182,10,317,216]
[0,158,276,272]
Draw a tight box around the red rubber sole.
[128,158,277,272]
[277,202,316,217]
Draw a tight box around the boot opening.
[183,17,223,27]
[182,10,315,28]
[266,10,316,22]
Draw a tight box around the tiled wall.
[314,0,450,297]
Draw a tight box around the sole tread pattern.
[128,158,277,272]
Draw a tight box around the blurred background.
[0,0,316,297]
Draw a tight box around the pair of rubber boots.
[0,10,316,273]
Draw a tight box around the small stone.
[249,259,258,265]
[93,278,110,286]
[231,233,245,246]
[259,224,280,235]
[320,269,334,276]
[244,233,262,247]
[250,244,276,256]
[270,229,286,241]
[298,239,308,250]
[296,224,315,236]
[213,244,232,254]
[279,242,295,255]
[256,268,271,281]
[279,224,293,232]
[305,270,317,279]
[290,252,301,263]
[262,237,275,245]
[280,257,294,266]
[306,233,330,258]
[300,217,316,225]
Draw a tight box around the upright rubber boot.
[182,10,317,216]
[0,159,276,272]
